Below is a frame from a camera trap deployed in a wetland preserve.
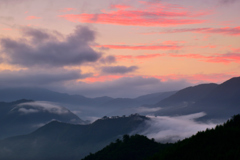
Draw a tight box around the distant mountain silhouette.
[134,91,177,105]
[0,114,149,160]
[0,87,176,119]
[155,83,218,107]
[153,76,240,121]
[0,99,84,139]
[0,87,113,106]
[153,83,218,117]
[192,76,240,120]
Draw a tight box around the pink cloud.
[84,73,236,85]
[83,75,125,83]
[110,4,131,10]
[59,2,207,26]
[116,52,240,64]
[232,47,240,52]
[26,16,41,20]
[94,44,182,50]
[152,73,237,84]
[59,8,76,13]
[117,54,164,61]
[2,28,12,31]
[150,27,240,36]
[169,53,240,64]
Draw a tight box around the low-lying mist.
[134,112,218,143]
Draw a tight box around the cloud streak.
[101,66,138,74]
[146,27,240,36]
[169,53,240,64]
[60,1,207,26]
[0,69,89,88]
[117,54,164,61]
[25,16,41,20]
[17,101,70,115]
[94,44,182,50]
[117,52,240,64]
[66,76,190,98]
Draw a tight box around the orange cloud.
[26,16,41,20]
[59,2,207,26]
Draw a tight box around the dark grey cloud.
[20,27,61,44]
[0,69,89,88]
[0,16,14,21]
[219,0,238,3]
[0,25,102,68]
[63,76,190,98]
[101,66,138,74]
[99,55,116,64]
[0,0,28,4]
[146,0,239,5]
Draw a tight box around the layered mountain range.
[0,114,148,160]
[0,76,240,159]
[153,76,240,121]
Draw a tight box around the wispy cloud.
[94,44,182,50]
[25,16,41,20]
[116,54,164,61]
[145,27,240,36]
[0,69,88,88]
[59,8,76,13]
[219,0,239,4]
[101,66,138,74]
[169,53,240,64]
[17,101,70,115]
[117,52,240,64]
[66,76,190,98]
[59,1,207,26]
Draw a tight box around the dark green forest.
[82,114,240,160]
[82,134,171,160]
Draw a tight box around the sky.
[0,0,240,98]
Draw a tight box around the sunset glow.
[0,0,239,97]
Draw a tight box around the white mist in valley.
[135,112,218,143]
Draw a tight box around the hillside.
[81,114,240,160]
[153,77,240,121]
[82,134,171,160]
[153,83,219,117]
[0,114,149,160]
[148,114,240,160]
[0,99,84,139]
[192,76,240,120]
